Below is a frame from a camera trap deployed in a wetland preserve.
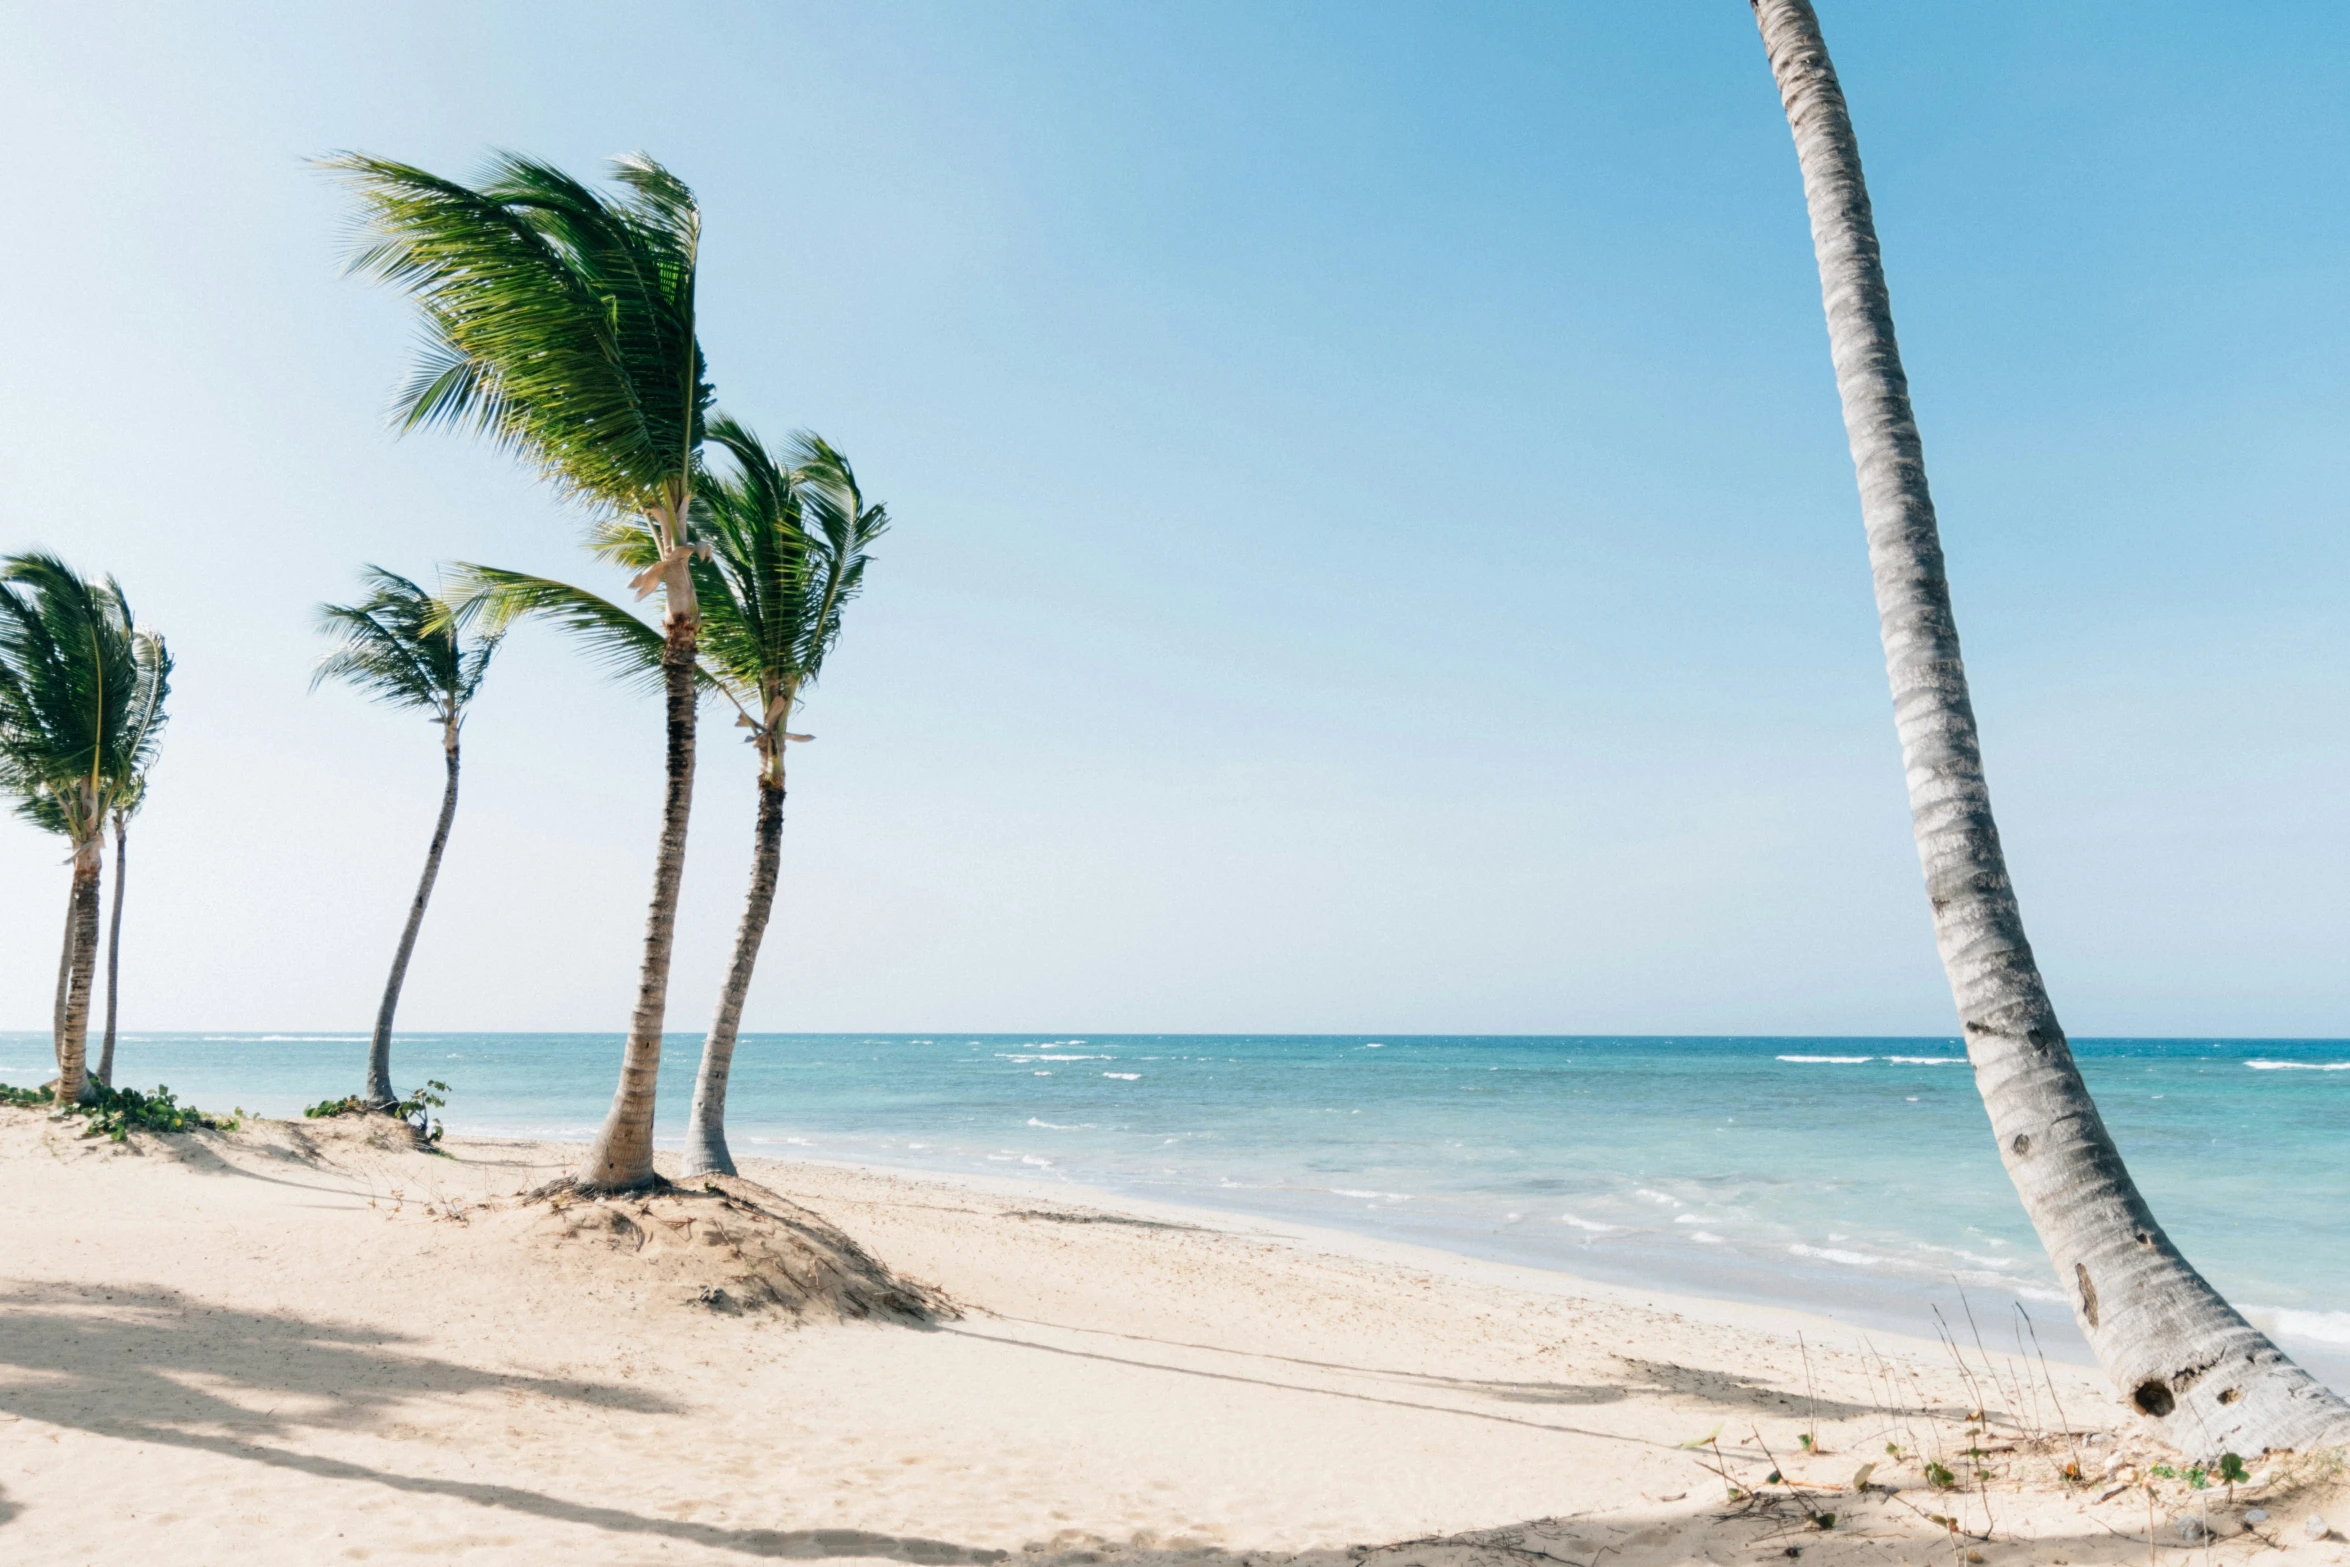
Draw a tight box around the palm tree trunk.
[577,616,698,1191]
[96,815,127,1089]
[56,839,102,1105]
[52,894,74,1065]
[1753,0,2349,1455]
[681,768,787,1178]
[367,738,461,1107]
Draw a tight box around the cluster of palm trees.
[312,151,887,1190]
[0,556,171,1107]
[0,6,2338,1461]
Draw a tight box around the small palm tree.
[326,150,712,1191]
[314,567,501,1108]
[0,554,170,1103]
[456,422,887,1176]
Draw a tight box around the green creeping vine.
[0,1081,235,1141]
[306,1079,449,1144]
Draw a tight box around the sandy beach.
[1,1107,2340,1566]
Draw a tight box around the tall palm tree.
[314,567,501,1108]
[327,151,712,1191]
[678,422,884,1175]
[1751,0,2348,1454]
[454,421,887,1178]
[0,554,170,1104]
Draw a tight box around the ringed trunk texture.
[97,816,127,1089]
[1754,0,2349,1456]
[367,739,462,1108]
[577,615,699,1191]
[680,770,788,1178]
[56,843,102,1105]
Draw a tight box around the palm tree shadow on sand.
[0,1280,2230,1564]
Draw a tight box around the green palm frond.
[321,150,711,522]
[314,566,498,722]
[682,421,888,732]
[445,564,677,699]
[785,432,889,681]
[0,553,171,843]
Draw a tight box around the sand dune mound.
[512,1173,956,1324]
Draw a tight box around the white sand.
[1,1107,2339,1564]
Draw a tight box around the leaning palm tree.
[314,567,501,1108]
[678,422,884,1175]
[0,554,170,1104]
[1752,0,2348,1454]
[326,150,712,1191]
[454,420,887,1177]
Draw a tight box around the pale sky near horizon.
[0,2,2343,1037]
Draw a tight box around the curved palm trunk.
[576,617,698,1191]
[52,896,74,1061]
[55,841,102,1105]
[1754,0,2348,1455]
[680,768,787,1178]
[367,738,462,1107]
[96,815,127,1089]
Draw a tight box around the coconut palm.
[326,150,712,1191]
[678,422,884,1175]
[313,567,501,1108]
[454,421,886,1178]
[0,554,169,1104]
[1751,0,2349,1454]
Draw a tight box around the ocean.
[8,1030,2344,1391]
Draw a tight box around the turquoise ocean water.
[8,1031,2344,1390]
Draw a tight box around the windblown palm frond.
[314,567,497,721]
[320,150,711,521]
[783,431,889,680]
[0,554,171,845]
[691,420,888,702]
[445,565,676,699]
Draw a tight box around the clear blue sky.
[1,2,2343,1035]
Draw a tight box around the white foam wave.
[1102,1072,1140,1081]
[1363,1042,1385,1048]
[1687,1231,1725,1245]
[2246,1060,2350,1071]
[1887,1056,1963,1064]
[1790,1243,1881,1268]
[1778,1054,1874,1064]
[1560,1214,1619,1233]
[2249,1308,2350,1346]
[1027,1118,1093,1130]
[1634,1188,1682,1207]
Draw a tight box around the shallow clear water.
[9,1031,2344,1388]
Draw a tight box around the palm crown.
[313,567,499,730]
[451,420,883,751]
[322,151,711,529]
[0,553,171,846]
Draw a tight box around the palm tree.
[314,567,501,1108]
[0,554,170,1104]
[1751,0,2349,1454]
[454,421,887,1178]
[678,423,884,1175]
[326,151,712,1191]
